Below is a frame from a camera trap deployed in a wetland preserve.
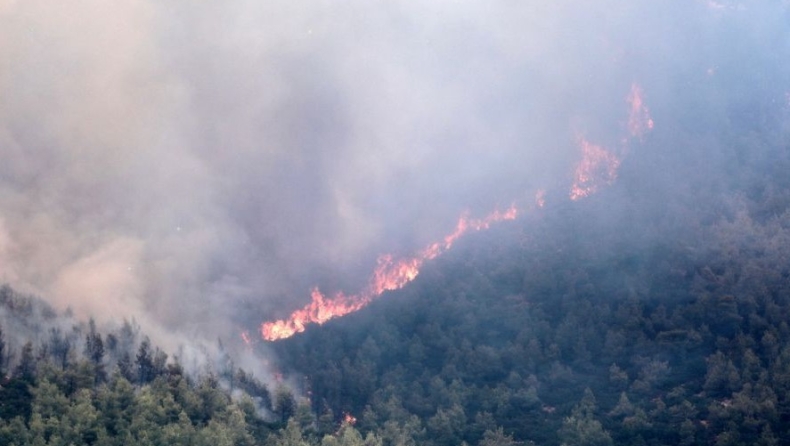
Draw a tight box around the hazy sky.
[0,0,786,347]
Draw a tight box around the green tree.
[426,403,466,445]
[0,323,5,377]
[198,405,255,446]
[48,327,72,370]
[704,351,741,397]
[294,402,316,433]
[678,419,696,446]
[558,389,612,446]
[15,341,36,382]
[274,386,297,424]
[136,338,155,385]
[272,418,310,446]
[85,318,107,385]
[196,374,230,424]
[0,377,33,421]
[161,411,196,446]
[478,427,518,446]
[95,374,136,439]
[379,415,423,446]
[61,388,106,445]
[0,416,31,446]
[117,351,135,383]
[608,392,634,419]
[757,424,778,446]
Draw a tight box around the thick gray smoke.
[0,0,786,347]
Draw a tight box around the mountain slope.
[270,100,790,446]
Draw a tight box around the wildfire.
[626,83,654,139]
[260,83,654,342]
[535,189,546,208]
[569,138,621,201]
[262,288,371,341]
[343,413,357,425]
[261,205,517,341]
[570,83,654,201]
[241,331,253,346]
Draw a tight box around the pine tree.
[15,341,36,382]
[84,318,106,385]
[274,386,297,424]
[48,328,72,370]
[136,338,154,385]
[0,324,5,377]
[558,389,613,446]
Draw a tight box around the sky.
[0,0,787,351]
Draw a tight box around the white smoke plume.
[0,0,785,350]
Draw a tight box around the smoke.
[0,0,787,349]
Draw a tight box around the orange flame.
[535,189,546,208]
[343,413,357,425]
[261,205,518,341]
[260,83,654,342]
[570,83,654,201]
[569,138,621,201]
[241,331,252,346]
[626,83,654,139]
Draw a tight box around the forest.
[2,88,790,446]
[266,68,790,445]
[1,3,789,445]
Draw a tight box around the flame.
[261,205,517,341]
[343,413,357,425]
[626,83,654,139]
[535,189,546,208]
[569,138,621,201]
[241,331,252,346]
[570,83,654,201]
[260,83,655,342]
[261,288,370,341]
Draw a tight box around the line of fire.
[256,83,654,342]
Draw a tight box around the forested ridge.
[2,29,790,446]
[272,205,790,446]
[3,113,790,446]
[268,99,790,446]
[2,0,790,445]
[3,112,790,446]
[0,284,282,445]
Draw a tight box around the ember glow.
[262,83,654,342]
[627,83,654,139]
[535,189,546,208]
[569,139,622,201]
[569,83,654,201]
[261,205,518,341]
[241,331,252,346]
[343,413,357,425]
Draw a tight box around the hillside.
[269,100,790,446]
[0,285,279,445]
[1,2,789,446]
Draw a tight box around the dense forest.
[3,92,790,446]
[2,5,790,445]
[3,136,790,446]
[3,85,790,446]
[3,0,790,444]
[0,285,379,446]
[266,81,790,445]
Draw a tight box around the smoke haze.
[0,0,787,346]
